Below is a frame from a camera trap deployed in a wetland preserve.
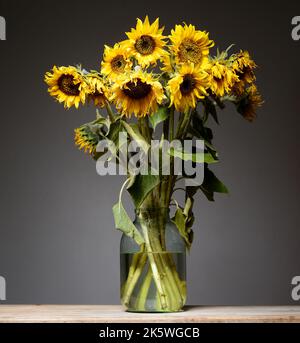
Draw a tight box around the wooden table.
[0,305,299,323]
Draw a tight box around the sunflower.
[74,124,100,155]
[207,58,239,97]
[123,16,167,67]
[236,84,263,122]
[161,52,174,73]
[101,43,132,82]
[231,50,257,95]
[168,63,209,113]
[110,69,165,117]
[169,24,214,67]
[86,74,109,107]
[45,66,87,108]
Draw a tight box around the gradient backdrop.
[0,0,299,305]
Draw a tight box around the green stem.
[169,106,175,142]
[105,101,115,123]
[121,252,147,307]
[122,207,186,311]
[146,213,184,310]
[138,117,151,143]
[176,109,191,139]
[121,252,140,302]
[134,265,153,311]
[140,221,168,310]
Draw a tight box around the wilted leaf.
[172,207,194,249]
[149,106,169,130]
[112,202,145,246]
[127,174,160,208]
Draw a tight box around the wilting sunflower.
[207,58,239,97]
[123,16,167,67]
[86,74,109,107]
[101,43,132,82]
[110,69,165,117]
[231,50,257,95]
[168,63,209,113]
[169,24,214,67]
[236,84,263,122]
[45,66,87,108]
[74,124,100,155]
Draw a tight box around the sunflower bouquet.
[45,16,262,312]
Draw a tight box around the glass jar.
[120,208,186,312]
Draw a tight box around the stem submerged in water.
[121,208,186,312]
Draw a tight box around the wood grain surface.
[0,305,299,323]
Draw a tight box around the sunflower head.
[230,50,257,95]
[86,74,109,107]
[207,58,239,97]
[74,124,100,155]
[236,84,263,122]
[169,24,214,67]
[123,16,167,67]
[101,43,132,82]
[44,66,88,108]
[110,69,165,117]
[168,63,209,113]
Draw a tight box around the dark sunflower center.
[178,39,202,64]
[111,55,125,72]
[135,35,156,55]
[180,74,196,95]
[213,75,223,84]
[123,79,152,99]
[58,75,80,96]
[236,66,252,81]
[93,90,104,97]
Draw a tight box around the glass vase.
[120,207,186,312]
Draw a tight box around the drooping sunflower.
[123,16,167,67]
[168,63,209,113]
[231,50,257,95]
[207,58,239,97]
[74,124,100,155]
[86,74,109,107]
[44,66,88,108]
[236,84,263,122]
[169,24,214,67]
[101,43,132,82]
[110,69,165,117]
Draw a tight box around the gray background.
[0,0,299,305]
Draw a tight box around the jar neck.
[135,207,170,222]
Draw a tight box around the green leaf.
[190,114,214,143]
[112,202,145,246]
[149,106,169,130]
[186,167,229,201]
[127,174,160,208]
[168,147,218,164]
[199,186,215,201]
[202,168,229,194]
[122,121,150,153]
[96,109,105,120]
[204,98,219,124]
[92,119,124,161]
[171,207,194,249]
